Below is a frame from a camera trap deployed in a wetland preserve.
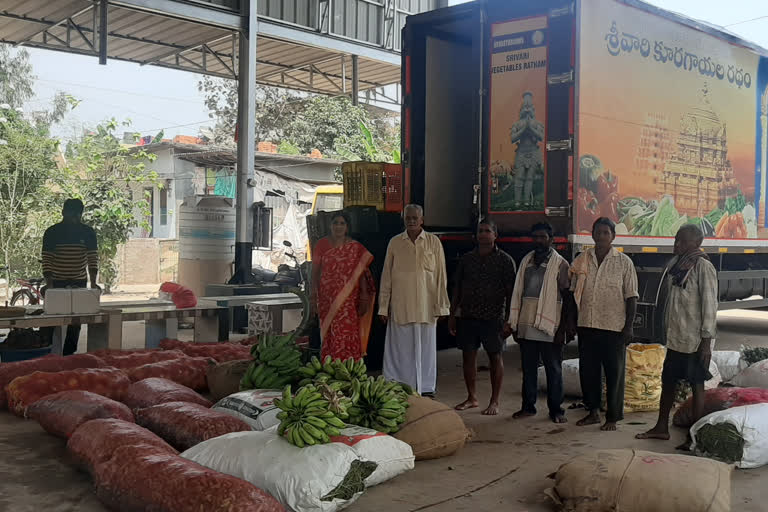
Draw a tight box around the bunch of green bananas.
[297,356,368,392]
[275,384,347,448]
[346,376,410,434]
[240,333,302,390]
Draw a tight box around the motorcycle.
[251,241,307,290]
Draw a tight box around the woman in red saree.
[311,212,376,361]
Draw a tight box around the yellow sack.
[624,343,666,413]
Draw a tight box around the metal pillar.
[351,54,359,106]
[230,0,257,284]
[99,0,108,65]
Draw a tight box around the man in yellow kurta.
[378,204,450,396]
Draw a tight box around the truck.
[399,0,768,343]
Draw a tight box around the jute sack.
[206,359,252,402]
[624,343,665,413]
[393,396,469,460]
[547,449,732,512]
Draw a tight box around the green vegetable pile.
[276,356,417,447]
[694,423,745,464]
[240,333,302,390]
[741,346,768,366]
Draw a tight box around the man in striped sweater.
[41,199,100,355]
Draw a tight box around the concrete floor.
[1,309,767,512]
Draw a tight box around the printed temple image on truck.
[576,0,768,240]
[489,16,548,213]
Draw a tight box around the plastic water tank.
[178,195,235,297]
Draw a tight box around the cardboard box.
[71,288,101,314]
[43,288,101,315]
[44,289,73,315]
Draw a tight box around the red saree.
[314,238,375,360]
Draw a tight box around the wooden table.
[0,310,120,355]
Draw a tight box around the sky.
[23,0,768,142]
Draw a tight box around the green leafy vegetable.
[650,196,683,237]
[706,208,725,228]
[725,191,746,215]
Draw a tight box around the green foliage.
[197,78,401,163]
[63,119,159,292]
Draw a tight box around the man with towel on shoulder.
[508,222,574,423]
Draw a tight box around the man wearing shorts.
[637,224,717,449]
[508,223,573,423]
[449,219,516,415]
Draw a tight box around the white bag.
[711,351,744,382]
[691,403,768,468]
[212,389,282,431]
[705,360,722,390]
[730,360,768,389]
[538,359,581,397]
[182,428,413,512]
[329,425,414,487]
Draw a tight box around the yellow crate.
[342,162,385,210]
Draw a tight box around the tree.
[199,77,300,145]
[0,46,74,297]
[63,119,159,292]
[197,77,400,162]
[0,106,63,297]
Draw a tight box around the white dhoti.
[382,321,437,394]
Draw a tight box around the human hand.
[698,339,712,369]
[448,316,457,336]
[554,329,566,345]
[356,299,369,317]
[502,323,513,339]
[621,327,634,346]
[379,315,388,324]
[91,283,102,291]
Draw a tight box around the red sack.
[67,418,177,475]
[98,349,187,369]
[0,353,106,409]
[673,387,768,427]
[160,282,197,309]
[125,357,210,391]
[160,338,252,362]
[123,378,212,410]
[6,367,131,417]
[27,390,134,439]
[135,401,251,451]
[89,348,161,358]
[93,447,284,512]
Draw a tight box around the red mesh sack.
[89,348,161,358]
[125,357,210,391]
[27,390,134,439]
[160,281,197,309]
[67,418,177,475]
[135,401,251,451]
[98,349,187,369]
[159,338,252,362]
[93,446,284,512]
[6,367,131,417]
[673,387,768,427]
[0,353,106,409]
[123,378,212,410]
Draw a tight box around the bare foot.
[600,421,618,431]
[635,428,670,440]
[576,411,601,426]
[482,403,500,415]
[455,398,479,411]
[551,414,568,424]
[512,410,536,419]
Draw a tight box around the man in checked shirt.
[41,199,100,355]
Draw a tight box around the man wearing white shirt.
[378,204,450,396]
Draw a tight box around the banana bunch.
[275,384,347,448]
[240,333,302,390]
[346,376,410,434]
[297,356,367,392]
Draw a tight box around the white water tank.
[177,195,235,298]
